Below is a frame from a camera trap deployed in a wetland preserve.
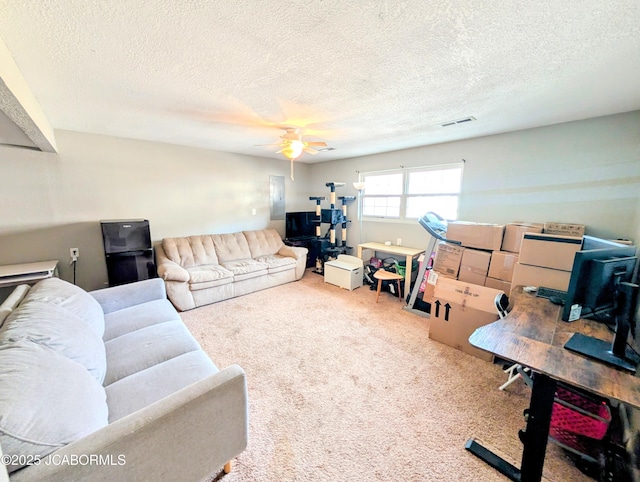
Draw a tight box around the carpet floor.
[181,269,593,481]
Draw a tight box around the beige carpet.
[182,269,592,481]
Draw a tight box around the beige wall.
[1,111,639,295]
[0,130,310,292]
[312,111,640,251]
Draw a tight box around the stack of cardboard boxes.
[430,221,586,298]
[511,232,583,294]
[424,220,586,361]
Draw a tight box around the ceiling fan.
[257,127,334,180]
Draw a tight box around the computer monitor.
[562,239,639,372]
[562,241,637,322]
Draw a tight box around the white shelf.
[0,260,59,288]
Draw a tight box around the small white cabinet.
[324,255,363,291]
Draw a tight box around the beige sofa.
[156,229,308,311]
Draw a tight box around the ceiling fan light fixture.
[280,140,304,160]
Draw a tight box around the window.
[361,164,463,221]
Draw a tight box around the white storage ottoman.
[324,254,363,291]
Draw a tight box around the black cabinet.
[285,237,319,268]
[101,219,156,286]
[285,237,351,272]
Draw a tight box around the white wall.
[312,111,640,251]
[0,130,311,291]
[1,111,638,293]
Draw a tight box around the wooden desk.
[356,242,424,299]
[466,287,640,482]
[0,260,59,288]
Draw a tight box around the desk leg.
[357,246,363,260]
[520,373,556,481]
[465,373,556,482]
[404,254,412,300]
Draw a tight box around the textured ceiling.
[1,1,639,162]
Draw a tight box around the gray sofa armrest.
[10,365,248,482]
[89,278,167,314]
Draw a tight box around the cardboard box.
[446,221,505,251]
[501,222,544,253]
[458,248,491,286]
[428,276,503,362]
[432,241,464,279]
[422,270,437,302]
[544,222,586,237]
[485,277,512,293]
[519,233,582,272]
[510,262,571,297]
[488,251,519,282]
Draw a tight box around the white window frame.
[359,163,463,223]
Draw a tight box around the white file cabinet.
[324,255,363,291]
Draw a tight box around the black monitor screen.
[285,212,316,239]
[563,243,637,322]
[561,240,639,372]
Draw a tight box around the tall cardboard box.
[458,248,491,286]
[428,275,503,362]
[510,262,571,297]
[446,221,505,251]
[432,241,464,279]
[501,222,544,253]
[519,233,582,272]
[485,277,512,293]
[488,251,519,282]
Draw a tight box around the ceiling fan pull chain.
[290,157,295,181]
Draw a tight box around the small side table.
[0,260,59,288]
[373,270,404,302]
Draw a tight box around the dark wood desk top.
[469,286,640,409]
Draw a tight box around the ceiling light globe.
[281,140,304,160]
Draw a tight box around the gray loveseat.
[156,228,307,311]
[0,277,248,481]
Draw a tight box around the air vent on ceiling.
[440,116,476,127]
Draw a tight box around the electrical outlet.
[70,248,79,261]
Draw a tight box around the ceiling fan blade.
[304,141,327,147]
[303,147,319,155]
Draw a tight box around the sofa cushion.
[25,278,105,337]
[243,229,285,258]
[255,254,297,274]
[102,299,183,341]
[162,235,219,268]
[0,340,109,473]
[105,350,218,422]
[103,320,201,385]
[186,264,234,284]
[212,233,253,263]
[0,300,107,383]
[221,258,269,281]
